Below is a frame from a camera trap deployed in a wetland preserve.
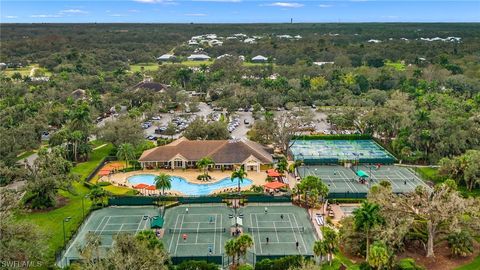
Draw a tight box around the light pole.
[81,195,89,218]
[63,217,72,247]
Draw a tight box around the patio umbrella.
[145,185,157,195]
[263,181,287,190]
[98,169,111,176]
[266,169,281,177]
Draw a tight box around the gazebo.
[263,181,287,192]
[266,169,281,178]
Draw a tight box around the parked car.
[151,116,162,120]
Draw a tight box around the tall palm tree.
[89,184,106,206]
[353,201,385,260]
[231,165,247,194]
[236,234,253,265]
[313,240,328,264]
[197,157,214,177]
[69,130,83,162]
[116,143,135,168]
[224,238,238,266]
[69,102,91,134]
[154,173,172,195]
[321,226,339,265]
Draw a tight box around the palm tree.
[116,143,135,168]
[154,173,172,195]
[69,102,91,134]
[224,238,238,266]
[313,240,328,264]
[321,226,339,265]
[231,165,247,194]
[236,234,253,265]
[197,157,215,177]
[89,185,106,206]
[353,201,385,260]
[69,130,83,162]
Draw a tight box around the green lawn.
[2,64,52,77]
[385,60,406,71]
[15,150,36,161]
[130,62,160,72]
[417,167,480,197]
[14,143,114,265]
[456,255,480,270]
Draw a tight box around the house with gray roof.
[139,137,273,171]
[187,54,211,61]
[251,55,268,63]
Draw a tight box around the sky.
[1,1,479,23]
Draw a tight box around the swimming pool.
[127,174,253,196]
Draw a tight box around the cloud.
[318,4,332,8]
[30,14,62,18]
[184,13,208,16]
[265,2,304,8]
[128,9,140,13]
[5,15,18,18]
[110,14,127,17]
[60,9,88,14]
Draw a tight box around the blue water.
[127,174,253,196]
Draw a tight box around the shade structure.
[134,183,149,189]
[145,185,157,191]
[356,170,369,178]
[266,169,281,177]
[98,169,111,176]
[150,216,164,229]
[263,181,287,190]
[103,163,123,170]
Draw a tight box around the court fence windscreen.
[290,139,396,165]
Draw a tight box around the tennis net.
[247,226,305,233]
[168,227,226,234]
[88,230,138,235]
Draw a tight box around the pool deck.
[102,169,269,196]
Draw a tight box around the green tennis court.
[242,205,317,256]
[299,165,429,194]
[290,139,396,164]
[59,206,160,267]
[163,205,231,257]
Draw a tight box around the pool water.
[127,174,253,196]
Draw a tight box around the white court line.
[273,220,279,242]
[168,214,180,252]
[213,214,217,254]
[94,216,107,233]
[174,214,185,254]
[287,214,299,252]
[339,171,358,193]
[291,213,308,254]
[99,217,111,235]
[386,175,401,189]
[219,213,223,254]
[195,222,200,244]
[254,213,263,254]
[177,243,216,246]
[108,223,140,226]
[250,214,256,254]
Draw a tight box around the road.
[231,111,254,139]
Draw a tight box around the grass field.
[14,142,114,264]
[456,255,480,270]
[2,64,52,77]
[417,167,480,197]
[130,60,273,72]
[385,60,406,71]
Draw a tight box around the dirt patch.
[398,241,480,270]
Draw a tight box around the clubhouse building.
[139,138,273,172]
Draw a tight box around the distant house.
[277,35,293,39]
[139,137,273,171]
[313,61,334,66]
[216,54,231,59]
[131,79,169,93]
[71,89,87,100]
[187,54,211,61]
[209,40,223,46]
[251,55,268,63]
[0,63,6,70]
[368,39,382,43]
[157,54,175,61]
[188,40,199,45]
[244,38,256,44]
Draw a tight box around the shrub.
[175,260,218,270]
[395,258,424,270]
[238,264,254,270]
[447,231,475,257]
[254,256,304,270]
[197,174,212,181]
[97,181,111,186]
